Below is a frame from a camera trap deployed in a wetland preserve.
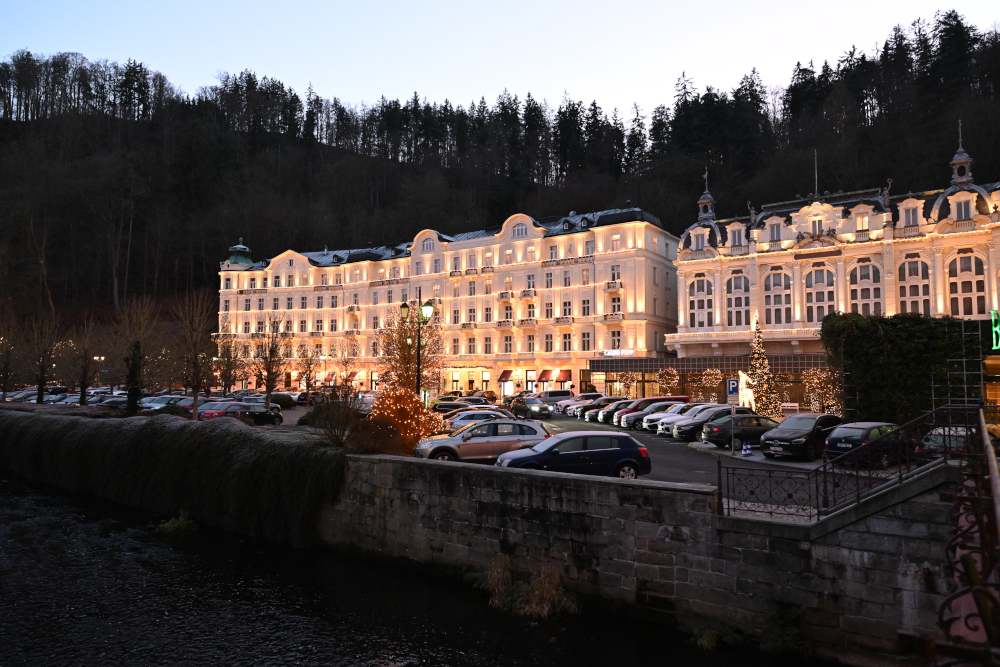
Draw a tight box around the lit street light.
[400,300,435,399]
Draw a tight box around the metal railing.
[719,405,982,521]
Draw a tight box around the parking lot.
[543,414,824,484]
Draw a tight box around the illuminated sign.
[602,349,635,357]
[993,310,1000,350]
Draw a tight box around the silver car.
[643,403,705,431]
[657,404,724,435]
[414,419,551,463]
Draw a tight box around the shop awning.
[498,370,513,382]
[555,370,572,382]
[346,371,359,381]
[537,370,553,382]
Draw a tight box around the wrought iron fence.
[719,404,983,520]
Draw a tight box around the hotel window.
[402,289,409,302]
[611,297,621,313]
[271,320,280,334]
[484,280,492,295]
[372,316,379,329]
[956,200,972,221]
[286,297,293,309]
[504,276,513,291]
[582,299,590,316]
[335,274,342,284]
[611,234,621,251]
[415,261,423,276]
[258,298,264,310]
[811,218,823,236]
[299,320,307,333]
[453,256,461,272]
[249,278,256,289]
[504,335,513,353]
[948,256,986,316]
[287,274,294,286]
[549,245,557,260]
[562,301,572,316]
[527,334,535,352]
[301,297,308,309]
[582,332,591,351]
[224,277,231,290]
[545,302,553,318]
[331,319,338,332]
[586,240,594,255]
[730,229,743,247]
[317,296,324,309]
[544,334,553,352]
[726,276,751,328]
[315,320,324,332]
[582,269,590,286]
[652,267,657,285]
[468,281,476,296]
[243,321,251,334]
[468,338,476,354]
[387,290,393,303]
[769,224,781,242]
[371,340,378,356]
[897,260,931,315]
[321,274,328,286]
[545,273,553,288]
[653,298,658,315]
[285,320,292,332]
[562,333,572,351]
[452,338,459,355]
[373,293,379,305]
[526,274,535,289]
[504,249,513,265]
[527,247,535,262]
[244,299,251,311]
[255,320,265,334]
[764,271,792,325]
[422,238,434,251]
[453,309,460,324]
[223,299,230,312]
[453,284,459,298]
[563,271,571,287]
[484,251,493,267]
[513,223,527,238]
[856,214,869,232]
[468,253,477,269]
[611,265,620,281]
[611,330,621,349]
[433,258,442,273]
[468,308,476,322]
[849,264,882,316]
[904,208,919,227]
[527,303,536,318]
[693,234,704,251]
[353,293,359,305]
[484,336,492,354]
[484,307,492,322]
[353,270,361,283]
[262,277,269,288]
[805,269,835,323]
[504,305,513,320]
[332,295,338,308]
[687,279,712,328]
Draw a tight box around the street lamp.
[400,299,436,397]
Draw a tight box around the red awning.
[346,371,359,381]
[555,370,572,382]
[537,370,553,382]
[498,370,512,382]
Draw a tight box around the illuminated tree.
[618,371,639,398]
[802,368,843,415]
[656,367,680,395]
[369,384,443,448]
[747,313,782,419]
[700,368,723,402]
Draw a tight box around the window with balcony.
[611,265,621,282]
[897,261,931,315]
[527,334,535,352]
[467,253,476,269]
[903,207,919,227]
[484,251,493,267]
[335,273,342,285]
[563,270,571,287]
[562,301,572,316]
[582,299,590,316]
[805,269,835,323]
[545,273,553,288]
[769,224,781,242]
[586,240,594,255]
[611,331,621,349]
[504,276,513,291]
[562,333,571,351]
[856,214,869,232]
[315,319,324,332]
[453,309,460,324]
[611,234,621,251]
[527,303,536,318]
[544,334,553,352]
[468,308,476,322]
[582,332,591,351]
[422,238,434,251]
[249,278,256,289]
[726,276,750,328]
[504,336,513,353]
[545,302,553,318]
[611,296,621,313]
[549,245,557,260]
[687,279,712,328]
[468,338,476,354]
[484,307,492,322]
[504,305,513,320]
[484,337,492,354]
[321,274,328,286]
[452,338,459,355]
[453,256,461,272]
[730,229,743,247]
[849,264,882,316]
[526,274,535,289]
[949,256,986,316]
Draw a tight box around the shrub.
[145,404,191,418]
[272,394,295,410]
[308,386,362,445]
[154,510,197,538]
[369,384,442,449]
[469,556,578,619]
[344,415,409,455]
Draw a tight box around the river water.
[1,477,807,666]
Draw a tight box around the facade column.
[988,242,998,312]
[932,247,946,315]
[882,243,896,316]
[792,262,803,324]
[676,271,686,329]
[835,257,846,313]
[748,256,760,324]
[712,268,722,330]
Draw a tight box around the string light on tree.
[369,384,443,448]
[656,367,680,395]
[746,312,783,419]
[618,371,639,398]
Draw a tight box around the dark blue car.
[495,431,651,479]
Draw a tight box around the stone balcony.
[603,280,622,292]
[719,245,749,256]
[517,318,537,327]
[554,316,575,325]
[540,254,595,268]
[367,277,408,287]
[480,266,494,274]
[497,291,514,301]
[314,284,345,291]
[464,268,478,275]
[520,289,537,299]
[602,312,624,322]
[449,270,463,277]
[496,319,514,329]
[346,305,361,313]
[460,322,476,330]
[237,288,268,295]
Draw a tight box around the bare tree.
[295,342,322,406]
[118,295,159,415]
[246,315,291,408]
[23,315,64,403]
[332,335,361,387]
[375,310,444,392]
[171,291,217,419]
[215,316,246,395]
[0,311,21,400]
[60,316,102,406]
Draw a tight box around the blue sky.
[4,0,998,115]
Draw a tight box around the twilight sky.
[4,0,998,115]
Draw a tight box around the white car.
[643,403,706,431]
[554,392,605,414]
[656,404,723,435]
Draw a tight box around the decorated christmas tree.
[747,313,783,419]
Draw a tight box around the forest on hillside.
[0,9,998,317]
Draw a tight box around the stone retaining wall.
[320,455,957,664]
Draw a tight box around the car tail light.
[544,434,551,438]
[861,441,868,446]
[638,446,649,457]
[825,438,829,446]
[710,426,720,434]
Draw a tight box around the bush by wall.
[272,394,295,410]
[0,410,345,547]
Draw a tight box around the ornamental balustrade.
[554,316,574,325]
[540,254,595,268]
[237,288,268,295]
[602,312,624,322]
[520,289,536,298]
[314,284,345,291]
[603,280,623,291]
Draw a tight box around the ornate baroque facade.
[218,209,679,395]
[665,143,1000,358]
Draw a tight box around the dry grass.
[474,556,578,619]
[0,409,345,548]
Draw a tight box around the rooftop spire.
[951,120,973,186]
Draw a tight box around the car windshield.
[531,439,556,452]
[451,422,481,435]
[831,427,866,439]
[668,404,691,414]
[780,415,819,429]
[200,403,226,410]
[526,399,543,405]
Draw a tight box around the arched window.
[763,272,792,326]
[805,269,835,323]
[688,278,714,328]
[849,264,882,316]
[422,238,435,251]
[726,276,750,328]
[512,223,527,238]
[897,260,930,315]
[948,256,986,316]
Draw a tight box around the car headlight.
[500,459,510,467]
[417,442,432,449]
[791,438,806,445]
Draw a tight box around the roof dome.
[226,238,253,266]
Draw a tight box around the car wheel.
[803,441,823,462]
[763,451,775,458]
[875,453,891,470]
[272,416,281,425]
[714,438,732,448]
[616,463,639,479]
[432,451,456,462]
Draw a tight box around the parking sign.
[726,378,739,405]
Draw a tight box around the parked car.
[96,397,129,410]
[656,404,723,435]
[414,420,551,462]
[511,397,553,419]
[502,390,533,407]
[437,390,464,400]
[673,406,755,441]
[471,390,498,403]
[613,396,689,427]
[643,403,704,431]
[205,402,283,425]
[761,413,844,460]
[496,432,651,479]
[460,396,489,406]
[197,401,235,419]
[239,396,280,412]
[572,396,623,419]
[824,422,900,467]
[532,389,574,406]
[555,392,604,414]
[702,413,781,449]
[915,426,971,458]
[596,400,634,423]
[620,401,685,430]
[140,396,183,410]
[441,406,515,421]
[432,400,471,414]
[443,410,508,431]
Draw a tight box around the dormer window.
[562,221,571,231]
[904,207,919,227]
[856,214,869,232]
[693,234,705,251]
[513,223,528,238]
[422,238,435,251]
[730,229,743,247]
[956,200,971,221]
[769,224,781,242]
[811,219,823,236]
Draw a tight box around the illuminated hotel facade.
[218,208,679,396]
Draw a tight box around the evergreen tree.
[747,313,782,419]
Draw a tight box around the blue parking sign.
[726,379,739,405]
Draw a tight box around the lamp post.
[400,300,436,398]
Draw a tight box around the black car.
[824,422,899,465]
[502,391,532,407]
[224,403,283,426]
[575,397,621,420]
[761,413,843,460]
[511,397,552,419]
[496,431,651,479]
[702,414,781,449]
[672,405,754,441]
[432,401,471,414]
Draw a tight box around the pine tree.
[747,313,783,419]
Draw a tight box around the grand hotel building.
[218,209,679,396]
[658,142,1000,399]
